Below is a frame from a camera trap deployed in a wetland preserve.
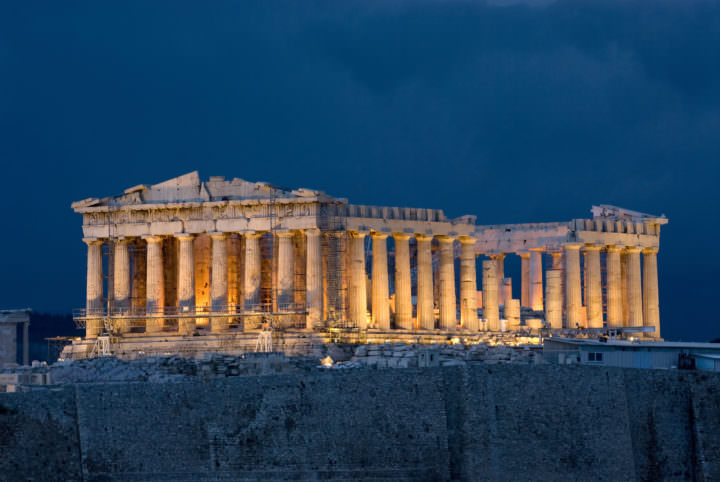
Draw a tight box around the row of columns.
[346,232,479,331]
[86,232,661,337]
[85,229,324,338]
[541,244,660,336]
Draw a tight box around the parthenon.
[72,172,667,341]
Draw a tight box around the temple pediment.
[72,171,333,209]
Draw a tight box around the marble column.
[605,246,623,328]
[626,247,643,330]
[244,232,262,310]
[519,252,530,308]
[584,245,602,329]
[210,233,228,333]
[145,236,165,334]
[643,247,660,338]
[371,233,390,329]
[305,229,323,330]
[416,234,434,330]
[176,234,195,335]
[459,236,478,331]
[347,231,367,328]
[276,231,295,308]
[621,252,629,324]
[393,233,412,330]
[112,238,130,333]
[564,244,582,328]
[85,238,104,338]
[482,259,499,331]
[131,239,146,312]
[494,254,506,305]
[437,236,457,330]
[545,269,563,329]
[551,252,563,269]
[529,249,543,311]
[113,238,130,311]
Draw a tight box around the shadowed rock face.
[1,365,719,481]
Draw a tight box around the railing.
[73,303,306,319]
[72,303,308,332]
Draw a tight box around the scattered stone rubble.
[347,342,540,369]
[1,343,541,389]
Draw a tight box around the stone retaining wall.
[1,365,719,481]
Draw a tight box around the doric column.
[481,259,499,331]
[210,233,228,333]
[584,245,602,329]
[529,249,544,311]
[545,269,562,329]
[305,229,323,330]
[494,253,506,305]
[459,236,478,331]
[437,236,457,330]
[626,246,643,330]
[564,244,583,328]
[347,231,367,328]
[276,231,295,308]
[113,238,130,310]
[176,233,195,335]
[112,238,131,334]
[621,251,629,324]
[84,238,104,338]
[371,233,390,329]
[145,236,165,334]
[606,246,623,327]
[131,239,147,312]
[551,252,563,269]
[500,278,512,306]
[393,233,412,330]
[643,247,660,338]
[244,232,263,310]
[416,234,434,330]
[519,252,530,308]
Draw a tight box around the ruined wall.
[1,365,719,481]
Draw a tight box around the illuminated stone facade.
[73,172,667,339]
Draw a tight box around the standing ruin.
[70,172,666,353]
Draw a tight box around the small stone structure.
[70,172,668,359]
[0,309,30,366]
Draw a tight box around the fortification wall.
[1,365,718,481]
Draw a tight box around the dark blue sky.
[1,1,718,341]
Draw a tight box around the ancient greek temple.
[72,172,667,340]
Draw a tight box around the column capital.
[142,235,164,243]
[305,228,321,237]
[606,244,622,252]
[516,251,531,258]
[82,237,104,246]
[392,232,412,241]
[583,244,602,251]
[436,235,456,244]
[208,232,228,240]
[370,231,388,240]
[642,246,659,254]
[347,229,368,239]
[528,247,544,253]
[563,243,582,250]
[274,230,295,238]
[624,246,643,254]
[415,233,434,242]
[488,252,505,260]
[458,235,476,245]
[174,233,195,241]
[243,231,265,239]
